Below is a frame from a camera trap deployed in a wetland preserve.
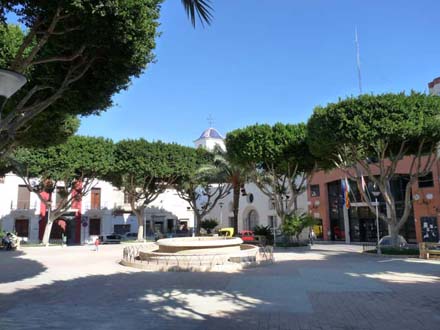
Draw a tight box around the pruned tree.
[226,123,317,224]
[108,139,190,241]
[175,147,231,235]
[9,135,115,245]
[0,1,161,152]
[200,218,218,234]
[307,92,440,247]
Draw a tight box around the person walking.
[94,237,100,252]
[309,229,316,246]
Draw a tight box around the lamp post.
[0,69,27,114]
[372,187,381,255]
[219,201,224,225]
[284,195,290,209]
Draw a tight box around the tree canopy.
[108,139,194,240]
[0,0,161,151]
[226,123,317,222]
[307,92,440,164]
[307,92,440,246]
[9,135,115,244]
[174,146,230,234]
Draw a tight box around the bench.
[419,242,440,259]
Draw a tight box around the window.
[17,185,30,209]
[310,184,320,197]
[124,191,133,204]
[418,172,434,188]
[91,188,101,209]
[56,187,67,209]
[89,218,101,235]
[114,224,130,234]
[15,219,29,237]
[268,216,277,228]
[167,219,174,231]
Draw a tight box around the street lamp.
[372,186,381,255]
[284,195,290,209]
[0,69,27,110]
[219,201,224,225]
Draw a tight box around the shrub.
[253,225,273,241]
[282,213,317,241]
[200,218,219,234]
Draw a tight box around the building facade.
[198,128,309,236]
[307,157,440,244]
[0,174,194,244]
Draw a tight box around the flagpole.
[355,27,363,95]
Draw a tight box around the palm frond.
[181,0,213,27]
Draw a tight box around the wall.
[307,156,440,243]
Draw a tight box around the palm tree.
[210,147,250,235]
[181,0,213,27]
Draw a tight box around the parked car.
[238,230,255,242]
[218,227,234,237]
[99,234,122,244]
[121,232,138,241]
[379,235,407,247]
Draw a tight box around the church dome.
[198,127,224,140]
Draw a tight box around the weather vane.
[207,114,214,127]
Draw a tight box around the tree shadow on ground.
[0,250,46,284]
[0,249,439,330]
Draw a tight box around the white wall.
[0,174,195,244]
[0,173,42,242]
[206,182,309,239]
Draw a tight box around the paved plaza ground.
[0,244,439,330]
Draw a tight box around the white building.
[0,177,193,244]
[0,126,309,244]
[194,127,309,234]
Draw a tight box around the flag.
[361,176,366,192]
[341,178,350,209]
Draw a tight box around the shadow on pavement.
[0,250,46,285]
[0,249,439,330]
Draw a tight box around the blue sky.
[76,0,439,146]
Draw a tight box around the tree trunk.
[194,213,202,236]
[232,184,240,235]
[388,222,400,248]
[135,210,145,241]
[41,207,53,246]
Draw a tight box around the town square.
[0,1,440,329]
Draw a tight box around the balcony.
[11,200,37,211]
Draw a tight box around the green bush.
[282,213,317,241]
[253,225,272,240]
[200,218,219,234]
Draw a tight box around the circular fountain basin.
[155,236,244,254]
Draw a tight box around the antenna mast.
[355,27,363,95]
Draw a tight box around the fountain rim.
[156,236,243,248]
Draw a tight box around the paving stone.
[0,244,438,330]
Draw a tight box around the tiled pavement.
[0,244,439,330]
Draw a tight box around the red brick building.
[307,156,440,244]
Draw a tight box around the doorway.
[65,220,77,245]
[244,209,258,231]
